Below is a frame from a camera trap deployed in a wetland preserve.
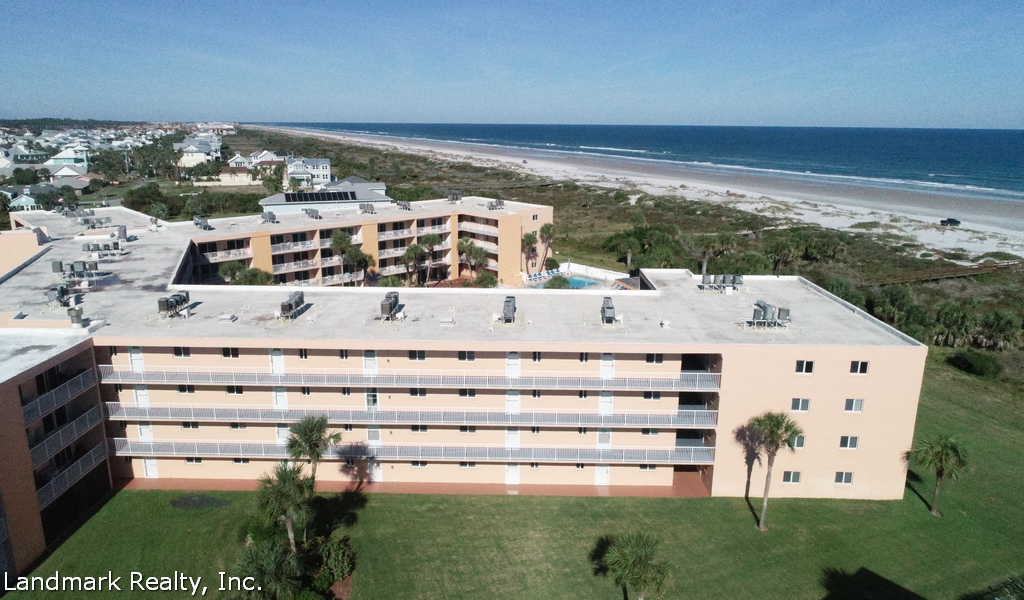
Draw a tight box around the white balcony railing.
[272,258,319,274]
[37,443,106,509]
[378,247,410,260]
[30,405,104,468]
[23,370,97,424]
[415,223,451,236]
[320,255,344,267]
[470,239,499,253]
[319,233,363,249]
[378,228,415,241]
[322,271,364,286]
[270,239,318,254]
[458,222,499,236]
[203,247,253,263]
[109,438,715,464]
[98,365,721,391]
[104,402,718,428]
[379,264,409,276]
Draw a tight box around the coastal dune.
[259,126,1024,259]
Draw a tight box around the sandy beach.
[260,126,1024,260]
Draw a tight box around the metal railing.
[203,247,253,262]
[37,443,106,509]
[319,233,363,249]
[458,222,499,236]
[320,255,344,267]
[470,239,499,253]
[98,365,721,391]
[109,438,715,464]
[271,239,318,254]
[104,403,718,428]
[272,258,319,274]
[415,223,451,235]
[378,247,410,260]
[322,272,364,286]
[379,264,409,276]
[30,405,104,468]
[23,370,97,424]
[378,228,414,241]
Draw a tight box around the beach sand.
[258,126,1024,260]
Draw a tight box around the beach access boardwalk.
[863,260,1024,286]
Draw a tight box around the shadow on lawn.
[733,424,764,526]
[308,490,369,537]
[820,567,928,600]
[904,469,932,512]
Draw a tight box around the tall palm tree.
[603,532,669,600]
[469,244,489,280]
[330,231,352,256]
[256,462,314,554]
[904,435,968,517]
[232,540,300,600]
[286,415,341,482]
[748,411,803,531]
[692,233,737,275]
[401,244,425,286]
[521,232,538,274]
[538,223,555,268]
[344,246,376,287]
[419,233,442,282]
[604,232,641,270]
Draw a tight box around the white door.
[505,390,520,414]
[600,353,615,379]
[138,422,153,442]
[367,425,381,446]
[365,388,379,410]
[363,350,378,375]
[506,352,521,377]
[142,458,159,478]
[276,423,291,443]
[505,426,520,449]
[272,387,288,410]
[595,464,610,486]
[133,385,149,408]
[597,428,611,449]
[369,460,383,482]
[128,347,144,373]
[269,349,285,374]
[505,463,520,485]
[599,391,614,416]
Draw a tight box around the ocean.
[269,123,1024,204]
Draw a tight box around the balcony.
[105,402,718,428]
[470,239,499,253]
[36,442,106,509]
[23,370,97,424]
[272,258,320,274]
[458,222,499,236]
[379,264,409,276]
[415,223,451,236]
[322,271,364,286]
[30,405,104,468]
[98,365,721,391]
[320,233,363,249]
[378,246,410,260]
[203,247,253,263]
[320,254,345,267]
[109,438,715,464]
[378,228,414,241]
[271,239,318,254]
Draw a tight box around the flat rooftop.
[0,329,90,384]
[0,207,920,349]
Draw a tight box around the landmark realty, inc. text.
[4,570,262,595]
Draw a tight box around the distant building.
[43,147,89,171]
[259,176,391,214]
[173,134,222,168]
[285,157,331,189]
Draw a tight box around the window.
[795,360,814,374]
[791,435,805,449]
[835,471,854,484]
[222,347,239,359]
[531,426,541,434]
[233,458,250,464]
[783,471,801,483]
[408,350,425,361]
[578,390,588,399]
[230,423,247,430]
[575,463,585,469]
[579,352,589,363]
[411,425,427,433]
[641,428,659,436]
[459,461,476,468]
[411,461,427,468]
[532,390,541,399]
[339,350,349,360]
[114,384,123,393]
[532,352,542,362]
[458,350,475,362]
[646,353,664,364]
[578,427,588,435]
[410,388,427,397]
[301,386,311,396]
[109,346,118,356]
[178,384,195,394]
[851,361,869,374]
[532,214,538,221]
[459,426,477,434]
[185,457,202,464]
[341,424,352,432]
[173,347,190,358]
[459,389,477,398]
[341,387,351,396]
[643,391,661,401]
[299,349,308,360]
[791,398,810,412]
[182,422,199,429]
[227,385,243,395]
[530,462,539,469]
[640,465,656,471]
[840,435,859,449]
[845,398,864,413]
[345,459,355,467]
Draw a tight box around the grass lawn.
[21,351,1024,599]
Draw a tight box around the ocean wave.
[579,146,649,154]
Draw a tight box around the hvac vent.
[302,208,322,220]
[158,291,191,317]
[67,306,84,327]
[397,201,412,211]
[278,291,306,320]
[261,212,277,224]
[51,260,63,274]
[750,300,790,329]
[192,216,212,230]
[381,291,400,321]
[486,199,506,211]
[46,284,70,307]
[601,297,615,324]
[502,296,516,323]
[359,203,377,214]
[447,192,462,204]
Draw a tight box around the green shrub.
[948,350,1003,379]
[310,535,356,591]
[475,273,498,288]
[544,257,560,270]
[298,590,324,600]
[544,275,570,289]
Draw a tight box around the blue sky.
[1,0,1022,127]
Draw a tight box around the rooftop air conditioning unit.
[381,291,399,319]
[601,297,615,324]
[502,296,516,323]
[51,260,63,273]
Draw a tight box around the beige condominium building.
[0,202,926,577]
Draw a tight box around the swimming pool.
[567,276,602,289]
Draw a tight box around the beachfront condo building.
[0,202,926,578]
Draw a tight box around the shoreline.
[256,125,1024,259]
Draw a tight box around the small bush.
[544,257,560,270]
[948,350,1003,379]
[475,273,498,288]
[544,275,570,289]
[849,221,881,229]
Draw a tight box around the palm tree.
[605,232,641,270]
[692,233,737,275]
[256,462,314,554]
[468,244,489,280]
[521,232,538,274]
[344,246,376,286]
[457,236,475,278]
[286,415,341,483]
[401,244,425,286]
[766,238,800,273]
[933,301,978,347]
[232,540,300,600]
[748,411,803,531]
[419,233,442,282]
[603,532,669,600]
[330,231,352,256]
[904,435,968,517]
[538,223,556,267]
